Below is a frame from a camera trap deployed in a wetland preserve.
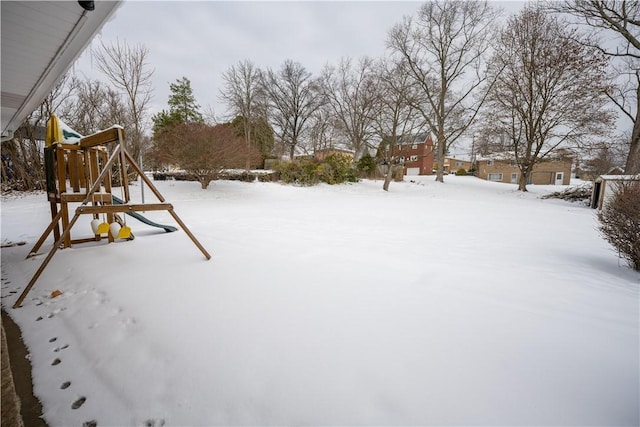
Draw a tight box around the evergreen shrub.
[357,153,377,177]
[323,153,357,184]
[273,154,358,186]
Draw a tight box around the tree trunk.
[624,90,640,174]
[383,164,397,191]
[435,131,446,183]
[518,168,531,191]
[436,119,447,183]
[245,123,252,170]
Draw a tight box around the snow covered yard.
[1,175,638,426]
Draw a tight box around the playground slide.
[111,195,178,233]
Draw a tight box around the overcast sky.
[74,1,525,125]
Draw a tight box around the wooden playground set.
[12,118,211,308]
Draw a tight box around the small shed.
[591,175,639,209]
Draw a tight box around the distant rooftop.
[397,132,435,145]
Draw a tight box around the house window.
[510,160,516,167]
[410,155,418,161]
[412,144,417,149]
[488,173,503,181]
[511,173,518,183]
[455,161,464,167]
[487,160,494,166]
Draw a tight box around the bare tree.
[319,57,379,161]
[219,60,266,168]
[388,0,500,183]
[483,6,615,191]
[372,59,422,191]
[550,0,640,174]
[308,104,341,155]
[60,78,129,135]
[154,123,257,189]
[262,60,321,159]
[1,73,77,191]
[92,39,154,166]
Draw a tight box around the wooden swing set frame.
[12,127,211,308]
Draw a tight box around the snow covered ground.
[1,175,638,426]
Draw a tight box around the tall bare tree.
[262,60,321,159]
[550,0,640,174]
[60,78,128,135]
[93,39,154,166]
[372,58,422,191]
[319,57,379,161]
[483,6,614,191]
[219,60,266,168]
[388,0,500,183]
[308,104,341,155]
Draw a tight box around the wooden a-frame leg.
[27,209,65,258]
[124,149,211,260]
[167,208,211,260]
[13,212,83,308]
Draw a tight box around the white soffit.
[1,1,121,141]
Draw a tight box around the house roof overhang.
[596,174,640,182]
[1,1,121,142]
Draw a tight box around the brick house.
[392,133,435,176]
[475,152,572,185]
[444,157,473,174]
[314,148,354,161]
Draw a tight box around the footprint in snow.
[54,344,69,352]
[60,381,71,390]
[49,337,57,343]
[83,421,97,427]
[72,396,86,409]
[145,419,165,427]
[51,358,61,366]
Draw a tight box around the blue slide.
[111,195,177,233]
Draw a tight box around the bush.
[274,160,320,186]
[273,155,358,186]
[597,180,640,270]
[455,168,467,176]
[322,153,357,184]
[357,153,377,177]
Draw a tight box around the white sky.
[74,1,526,124]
